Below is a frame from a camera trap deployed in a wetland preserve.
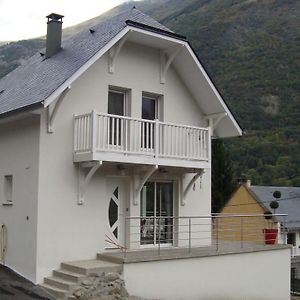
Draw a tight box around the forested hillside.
[0,0,299,186]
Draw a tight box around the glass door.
[141,96,157,150]
[108,90,125,146]
[140,181,173,246]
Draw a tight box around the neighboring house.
[249,185,300,281]
[222,183,300,276]
[0,9,290,300]
[222,183,300,253]
[250,185,300,255]
[220,182,279,244]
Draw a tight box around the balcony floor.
[74,151,210,169]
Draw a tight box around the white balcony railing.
[74,111,210,165]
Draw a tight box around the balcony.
[73,111,210,168]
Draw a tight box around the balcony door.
[140,181,174,246]
[108,90,125,146]
[141,95,158,150]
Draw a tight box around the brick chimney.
[45,13,64,58]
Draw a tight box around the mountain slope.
[0,0,299,185]
[136,0,300,186]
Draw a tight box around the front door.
[105,178,127,249]
[140,181,174,246]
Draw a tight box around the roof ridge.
[251,185,300,189]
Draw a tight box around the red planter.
[263,228,278,245]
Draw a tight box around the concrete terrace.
[98,243,291,264]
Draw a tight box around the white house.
[0,9,291,300]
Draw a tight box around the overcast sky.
[0,0,130,41]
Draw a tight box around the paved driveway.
[0,265,54,300]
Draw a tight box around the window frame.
[142,92,163,121]
[3,174,13,205]
[108,86,131,117]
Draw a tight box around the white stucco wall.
[123,248,291,300]
[290,230,300,257]
[179,170,211,247]
[35,41,211,283]
[0,115,40,282]
[295,230,300,256]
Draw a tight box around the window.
[142,94,159,121]
[108,87,130,146]
[141,93,162,149]
[4,175,13,204]
[108,90,125,117]
[287,232,296,246]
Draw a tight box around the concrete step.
[44,276,77,291]
[40,283,68,299]
[53,269,85,283]
[97,253,124,264]
[61,259,122,275]
[42,257,123,300]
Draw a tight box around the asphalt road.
[0,265,55,300]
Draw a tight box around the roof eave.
[0,102,43,121]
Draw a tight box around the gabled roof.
[250,186,300,230]
[0,8,242,137]
[0,8,170,116]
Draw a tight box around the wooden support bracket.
[47,86,71,133]
[181,169,205,206]
[134,165,158,206]
[108,34,129,74]
[204,112,227,131]
[160,45,183,84]
[78,161,102,205]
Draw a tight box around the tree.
[211,139,237,213]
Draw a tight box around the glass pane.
[156,182,173,244]
[108,91,124,145]
[140,182,173,246]
[113,228,118,239]
[109,188,118,227]
[108,91,124,116]
[142,97,156,120]
[140,182,155,245]
[142,97,157,149]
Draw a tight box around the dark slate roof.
[250,186,300,230]
[0,8,172,116]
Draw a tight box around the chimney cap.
[46,13,64,23]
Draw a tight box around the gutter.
[0,102,44,121]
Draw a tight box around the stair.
[40,258,123,299]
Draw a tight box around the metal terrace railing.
[73,111,210,164]
[292,246,300,257]
[121,214,288,255]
